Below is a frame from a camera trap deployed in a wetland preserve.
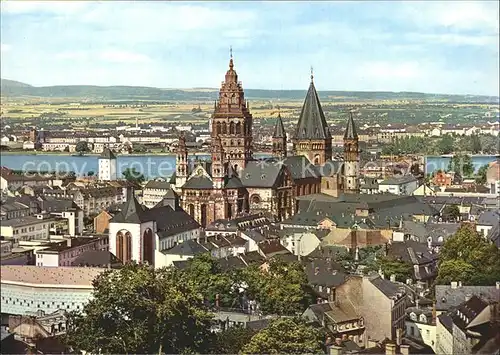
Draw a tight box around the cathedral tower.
[272,109,287,159]
[212,136,225,189]
[343,112,360,193]
[175,131,188,189]
[211,51,253,175]
[293,70,332,165]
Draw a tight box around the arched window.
[143,228,154,265]
[236,122,241,134]
[230,121,235,134]
[251,194,261,205]
[216,122,222,135]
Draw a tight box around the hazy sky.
[1,1,499,95]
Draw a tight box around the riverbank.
[0,151,271,157]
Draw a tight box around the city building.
[334,275,408,342]
[170,56,360,227]
[0,266,103,316]
[0,215,54,241]
[378,175,419,195]
[108,194,201,266]
[98,147,117,181]
[34,236,109,267]
[142,180,172,208]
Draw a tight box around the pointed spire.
[273,106,286,138]
[344,111,358,140]
[310,66,314,82]
[294,72,330,140]
[229,45,234,70]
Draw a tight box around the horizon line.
[1,78,499,98]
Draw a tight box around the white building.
[405,308,437,352]
[0,265,103,316]
[0,215,54,241]
[108,195,201,267]
[378,175,419,195]
[142,180,172,208]
[35,236,109,267]
[98,147,117,181]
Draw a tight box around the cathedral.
[170,55,360,227]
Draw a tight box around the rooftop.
[1,215,54,228]
[379,175,418,186]
[1,265,103,287]
[37,237,102,254]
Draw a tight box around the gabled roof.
[225,175,244,189]
[273,113,286,138]
[294,78,331,140]
[109,195,147,223]
[344,112,358,140]
[284,155,322,180]
[144,180,170,190]
[241,160,284,188]
[183,175,214,189]
[99,147,116,159]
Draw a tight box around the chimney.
[451,281,458,289]
[385,343,397,355]
[396,328,403,346]
[415,298,420,309]
[458,280,463,287]
[496,281,500,290]
[400,344,410,355]
[390,274,396,283]
[329,345,343,355]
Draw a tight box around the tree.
[180,254,236,308]
[65,263,214,354]
[376,256,413,282]
[448,153,474,177]
[75,141,90,153]
[122,168,145,184]
[442,205,460,221]
[437,135,455,155]
[476,164,489,185]
[470,134,482,154]
[210,326,255,354]
[87,170,95,177]
[436,224,500,285]
[241,317,324,354]
[242,259,314,315]
[133,144,147,153]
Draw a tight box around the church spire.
[294,71,330,140]
[344,111,358,140]
[292,70,332,165]
[273,107,286,138]
[272,106,287,159]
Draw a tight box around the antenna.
[230,45,233,59]
[310,66,314,81]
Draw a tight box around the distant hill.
[1,79,33,88]
[1,78,498,103]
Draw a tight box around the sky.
[1,1,499,96]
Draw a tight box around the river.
[0,153,497,178]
